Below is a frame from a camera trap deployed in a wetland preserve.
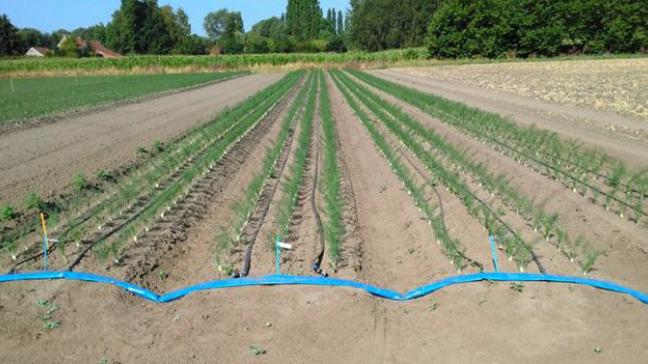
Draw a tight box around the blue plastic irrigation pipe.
[1,271,647,305]
[488,235,500,272]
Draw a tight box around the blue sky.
[1,0,350,35]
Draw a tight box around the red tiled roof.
[88,40,122,59]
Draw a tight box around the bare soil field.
[390,58,648,120]
[0,73,281,207]
[0,70,647,363]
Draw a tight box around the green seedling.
[96,170,112,181]
[1,204,16,221]
[249,345,266,356]
[153,140,164,153]
[73,172,90,191]
[510,282,524,293]
[37,299,60,329]
[24,191,44,211]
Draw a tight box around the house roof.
[32,47,51,54]
[88,40,122,59]
[56,35,122,58]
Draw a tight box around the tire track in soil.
[77,79,301,289]
[353,75,648,291]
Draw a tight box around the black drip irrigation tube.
[6,94,283,274]
[397,147,484,272]
[238,110,302,278]
[342,71,545,274]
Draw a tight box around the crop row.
[348,70,648,224]
[341,71,600,273]
[94,72,302,260]
[334,70,546,272]
[273,71,319,242]
[317,71,345,267]
[213,72,313,275]
[1,72,302,268]
[330,70,468,272]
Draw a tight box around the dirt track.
[0,71,647,363]
[0,73,281,206]
[371,69,648,168]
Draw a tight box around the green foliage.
[275,72,318,238]
[0,14,21,55]
[509,282,524,293]
[349,0,440,51]
[73,172,90,191]
[318,71,345,265]
[0,72,241,124]
[286,0,322,41]
[214,71,309,266]
[24,191,44,211]
[350,69,647,226]
[1,204,16,221]
[107,0,188,54]
[428,0,648,58]
[59,36,80,57]
[332,70,468,271]
[203,9,244,54]
[0,48,429,76]
[95,72,303,259]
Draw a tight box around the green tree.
[17,28,47,53]
[0,14,20,55]
[59,36,80,57]
[286,0,322,40]
[337,10,344,35]
[349,0,441,51]
[203,9,230,41]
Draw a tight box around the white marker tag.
[276,242,293,250]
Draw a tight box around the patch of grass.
[24,191,44,211]
[72,172,90,192]
[0,72,243,123]
[1,204,16,222]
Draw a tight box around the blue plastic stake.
[488,235,500,272]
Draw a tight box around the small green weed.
[509,282,524,293]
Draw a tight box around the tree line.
[1,0,646,58]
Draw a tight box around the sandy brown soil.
[372,69,648,168]
[0,73,282,207]
[0,72,647,363]
[390,59,648,120]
